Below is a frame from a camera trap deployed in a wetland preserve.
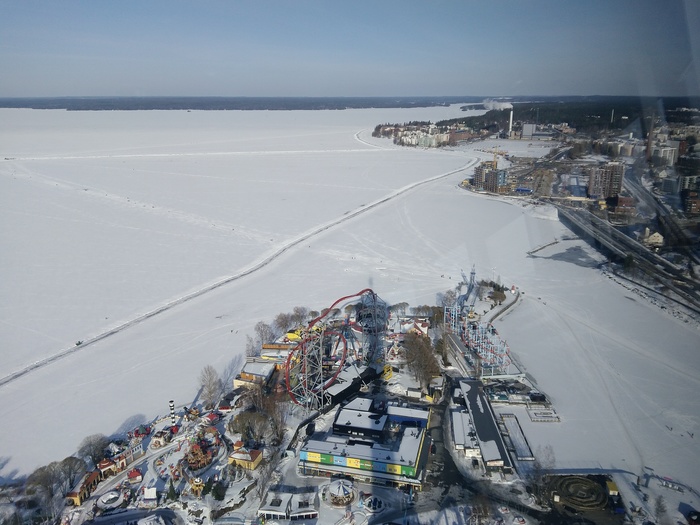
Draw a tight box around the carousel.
[327,479,354,506]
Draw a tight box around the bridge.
[556,206,700,313]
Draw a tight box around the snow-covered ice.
[0,105,698,519]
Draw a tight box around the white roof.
[260,349,290,360]
[137,515,165,525]
[451,409,474,449]
[241,361,274,378]
[303,426,423,467]
[386,404,429,421]
[479,439,501,462]
[344,397,373,411]
[335,408,386,432]
[258,493,292,516]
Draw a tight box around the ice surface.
[0,107,698,503]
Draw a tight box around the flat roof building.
[299,402,432,489]
[233,359,275,389]
[456,380,513,474]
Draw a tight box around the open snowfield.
[1,106,698,512]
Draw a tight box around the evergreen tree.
[212,481,227,501]
[167,479,177,501]
[202,476,214,496]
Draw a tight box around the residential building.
[587,162,624,199]
[473,160,498,190]
[485,169,509,193]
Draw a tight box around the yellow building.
[228,441,263,470]
[65,470,101,506]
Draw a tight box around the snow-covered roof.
[479,440,502,463]
[241,361,274,379]
[334,408,386,432]
[501,413,534,461]
[386,404,429,422]
[3,109,699,513]
[344,396,373,411]
[302,426,423,467]
[229,448,261,463]
[137,515,165,525]
[451,409,475,450]
[459,379,512,469]
[258,493,292,517]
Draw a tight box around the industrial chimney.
[508,110,514,136]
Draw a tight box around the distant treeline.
[2,95,697,114]
[436,96,700,136]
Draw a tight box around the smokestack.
[646,113,655,161]
[169,399,176,427]
[508,110,513,136]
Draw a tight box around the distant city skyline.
[0,0,698,98]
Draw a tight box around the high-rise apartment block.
[587,162,624,199]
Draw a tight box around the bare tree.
[221,354,245,390]
[249,413,271,444]
[1,506,21,525]
[254,455,277,501]
[254,321,276,346]
[26,462,67,520]
[60,456,87,492]
[229,411,269,443]
[262,393,289,445]
[389,302,409,316]
[403,332,440,391]
[437,289,458,308]
[410,305,433,317]
[273,312,293,335]
[77,434,109,468]
[245,334,258,357]
[291,306,309,326]
[247,384,265,413]
[200,365,223,409]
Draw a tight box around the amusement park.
[53,279,650,525]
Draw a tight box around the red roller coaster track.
[284,288,379,407]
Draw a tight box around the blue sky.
[0,0,698,97]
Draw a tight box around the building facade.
[587,162,624,199]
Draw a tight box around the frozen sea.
[0,105,698,507]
